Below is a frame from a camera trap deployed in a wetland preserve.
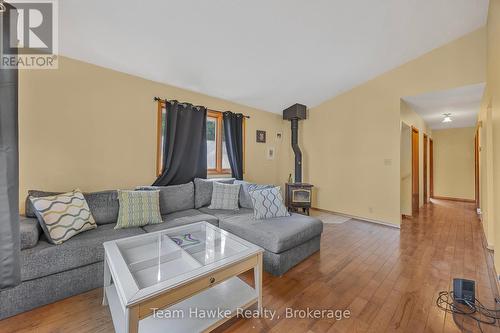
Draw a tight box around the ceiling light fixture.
[442,113,452,123]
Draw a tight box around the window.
[156,103,243,176]
[207,110,231,174]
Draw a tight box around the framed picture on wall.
[256,130,266,143]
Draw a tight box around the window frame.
[156,102,245,177]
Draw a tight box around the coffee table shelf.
[106,277,257,333]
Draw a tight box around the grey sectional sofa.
[0,179,322,319]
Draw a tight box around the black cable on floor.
[436,290,500,333]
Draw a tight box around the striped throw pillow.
[115,190,162,229]
[29,189,97,245]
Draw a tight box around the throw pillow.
[115,190,163,229]
[208,182,241,210]
[29,189,97,245]
[234,180,274,209]
[194,178,235,208]
[249,186,290,219]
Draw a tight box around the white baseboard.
[311,208,401,229]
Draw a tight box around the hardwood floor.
[1,199,499,333]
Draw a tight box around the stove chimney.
[283,103,307,183]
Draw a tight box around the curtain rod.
[153,97,250,118]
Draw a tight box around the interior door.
[423,134,428,204]
[412,127,419,216]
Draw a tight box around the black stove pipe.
[291,118,302,183]
[283,103,307,184]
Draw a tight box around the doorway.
[423,134,428,204]
[412,127,419,216]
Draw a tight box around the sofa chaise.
[0,179,323,319]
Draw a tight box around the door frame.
[423,133,428,204]
[411,127,419,216]
[429,138,434,198]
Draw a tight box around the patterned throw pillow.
[249,186,290,220]
[115,190,163,229]
[208,182,241,210]
[29,190,97,245]
[234,180,274,209]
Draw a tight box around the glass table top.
[114,222,250,289]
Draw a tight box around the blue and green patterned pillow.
[115,190,162,229]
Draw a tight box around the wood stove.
[283,103,313,215]
[285,183,313,215]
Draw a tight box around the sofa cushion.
[142,209,219,233]
[219,213,323,253]
[20,223,145,281]
[198,207,254,220]
[194,178,235,208]
[84,190,119,225]
[20,217,41,250]
[137,182,194,215]
[26,190,119,225]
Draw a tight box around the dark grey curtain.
[153,100,207,186]
[223,112,244,180]
[0,4,21,289]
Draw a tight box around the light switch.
[384,159,392,166]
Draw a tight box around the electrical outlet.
[384,158,392,166]
[368,207,373,213]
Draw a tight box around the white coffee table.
[102,221,263,333]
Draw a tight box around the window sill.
[207,173,232,179]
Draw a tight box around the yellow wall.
[478,0,500,265]
[432,127,475,201]
[301,28,486,226]
[478,97,494,249]
[19,56,290,212]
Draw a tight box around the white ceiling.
[403,83,485,130]
[59,0,489,114]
